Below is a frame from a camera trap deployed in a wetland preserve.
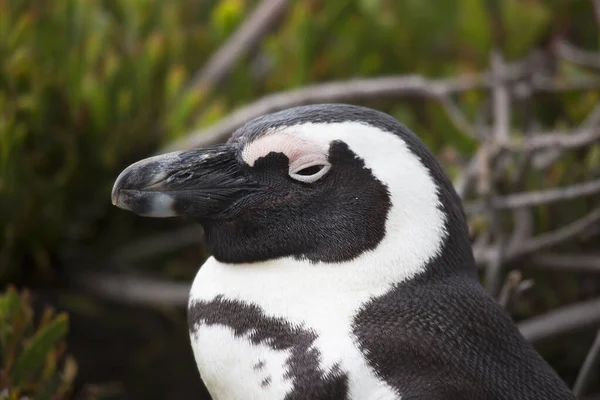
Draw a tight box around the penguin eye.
[296,165,323,176]
[289,162,331,183]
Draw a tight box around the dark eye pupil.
[296,165,323,176]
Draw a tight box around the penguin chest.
[188,300,399,400]
[187,258,401,400]
[190,323,293,400]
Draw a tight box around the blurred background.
[2,0,600,398]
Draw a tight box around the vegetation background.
[1,0,600,398]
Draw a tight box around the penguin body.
[112,104,576,400]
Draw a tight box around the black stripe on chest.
[188,296,349,400]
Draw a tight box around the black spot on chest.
[188,297,349,400]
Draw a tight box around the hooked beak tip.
[111,187,120,207]
[111,167,129,208]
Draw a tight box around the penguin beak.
[111,145,258,219]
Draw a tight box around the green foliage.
[0,286,76,399]
[0,0,216,280]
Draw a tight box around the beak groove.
[111,146,256,219]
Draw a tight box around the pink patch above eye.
[242,133,327,167]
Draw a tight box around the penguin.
[112,104,576,400]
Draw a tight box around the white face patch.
[190,121,447,399]
[145,192,177,217]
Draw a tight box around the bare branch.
[186,0,290,93]
[526,103,600,168]
[555,38,600,70]
[498,270,523,309]
[464,178,600,214]
[454,151,481,199]
[112,225,203,265]
[76,272,190,307]
[574,328,600,397]
[503,128,600,152]
[437,94,478,139]
[530,75,600,93]
[594,0,600,26]
[518,297,600,343]
[484,49,511,297]
[526,252,600,274]
[507,90,536,248]
[454,106,494,199]
[510,207,600,258]
[474,207,600,264]
[162,71,600,153]
[490,51,511,144]
[162,74,486,152]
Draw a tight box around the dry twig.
[162,74,487,152]
[555,38,600,70]
[498,270,523,309]
[573,328,600,396]
[163,74,600,154]
[474,207,600,264]
[595,0,600,26]
[518,297,600,343]
[464,178,600,214]
[483,49,511,297]
[112,225,203,265]
[527,252,600,274]
[502,127,600,152]
[437,93,478,139]
[76,272,190,307]
[186,0,290,93]
[510,207,600,258]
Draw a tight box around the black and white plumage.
[112,104,576,400]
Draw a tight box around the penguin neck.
[191,239,462,307]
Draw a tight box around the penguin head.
[113,104,474,277]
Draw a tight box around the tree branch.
[162,73,600,153]
[437,93,478,139]
[454,150,482,199]
[464,178,600,214]
[526,252,600,274]
[474,207,600,264]
[186,0,290,93]
[484,48,511,297]
[75,272,191,307]
[518,297,600,343]
[594,0,600,26]
[573,328,600,397]
[555,38,600,70]
[502,127,600,152]
[507,84,536,249]
[161,74,487,152]
[498,270,533,309]
[510,207,600,258]
[112,225,203,265]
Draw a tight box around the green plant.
[0,0,219,281]
[0,286,76,399]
